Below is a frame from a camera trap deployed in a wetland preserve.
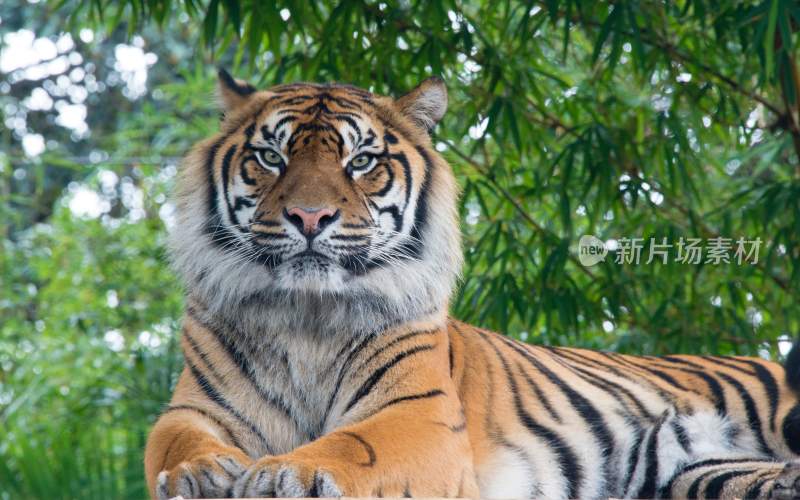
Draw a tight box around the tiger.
[144,69,800,500]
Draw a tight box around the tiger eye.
[262,150,282,164]
[351,155,370,168]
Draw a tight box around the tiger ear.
[216,68,256,110]
[396,77,448,132]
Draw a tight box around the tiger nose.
[284,207,340,236]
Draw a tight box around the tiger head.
[170,70,462,335]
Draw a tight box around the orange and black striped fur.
[144,70,800,499]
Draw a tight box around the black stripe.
[498,337,615,490]
[369,163,395,197]
[275,94,313,105]
[478,331,580,499]
[203,139,235,248]
[183,331,225,384]
[744,470,777,499]
[637,412,668,498]
[186,309,302,433]
[322,92,364,111]
[240,159,257,185]
[243,122,256,141]
[622,425,645,495]
[689,368,728,415]
[202,469,221,489]
[330,233,369,241]
[344,344,436,413]
[679,457,770,474]
[287,122,339,154]
[575,363,655,419]
[666,365,728,415]
[716,371,771,454]
[341,431,376,467]
[702,355,756,375]
[252,230,289,241]
[569,349,677,406]
[185,359,273,454]
[330,114,362,143]
[250,220,281,227]
[448,336,455,377]
[550,349,655,420]
[447,322,469,380]
[323,334,380,420]
[444,411,468,433]
[660,355,706,368]
[378,113,415,144]
[377,204,403,232]
[272,115,297,134]
[390,151,413,209]
[220,144,239,227]
[516,363,562,422]
[687,470,716,498]
[618,356,692,392]
[362,129,376,147]
[355,328,437,374]
[241,468,267,497]
[406,145,433,258]
[377,389,445,412]
[162,404,242,449]
[671,419,692,452]
[181,472,197,495]
[432,417,467,433]
[663,457,772,495]
[232,196,255,212]
[295,98,334,116]
[733,358,780,432]
[705,469,758,499]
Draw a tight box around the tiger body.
[145,72,800,499]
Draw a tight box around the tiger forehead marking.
[259,88,376,156]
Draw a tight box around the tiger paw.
[232,456,351,498]
[156,452,251,500]
[770,461,800,500]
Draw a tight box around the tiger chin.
[144,70,800,500]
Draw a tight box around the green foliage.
[2,0,800,497]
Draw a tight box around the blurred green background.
[1,0,799,497]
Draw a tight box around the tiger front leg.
[234,409,477,498]
[144,403,253,499]
[235,328,479,498]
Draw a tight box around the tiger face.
[170,71,462,334]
